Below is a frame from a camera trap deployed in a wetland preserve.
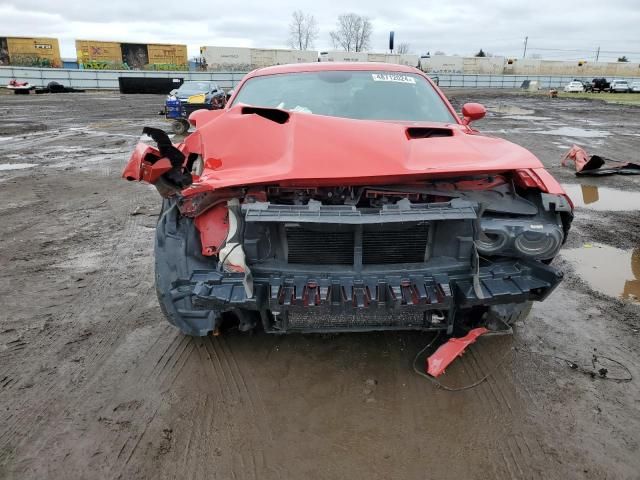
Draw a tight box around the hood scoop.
[241,106,290,124]
[406,127,453,139]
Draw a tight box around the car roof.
[182,80,214,85]
[246,62,420,79]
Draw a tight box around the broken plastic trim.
[218,199,254,298]
[142,127,193,188]
[242,198,478,224]
[426,327,489,377]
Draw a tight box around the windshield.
[231,71,456,123]
[177,82,213,95]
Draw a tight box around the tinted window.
[177,81,214,95]
[232,71,455,123]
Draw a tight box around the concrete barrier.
[0,66,248,90]
[1,66,639,91]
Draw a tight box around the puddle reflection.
[562,184,640,211]
[487,105,535,115]
[562,244,640,303]
[0,163,38,171]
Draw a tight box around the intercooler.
[242,199,479,268]
[285,223,430,265]
[285,227,354,265]
[282,309,433,332]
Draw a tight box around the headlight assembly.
[514,230,559,257]
[476,231,508,253]
[476,218,563,260]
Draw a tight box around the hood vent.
[406,127,453,139]
[241,106,290,124]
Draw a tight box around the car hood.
[184,105,545,190]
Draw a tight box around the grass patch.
[558,92,640,105]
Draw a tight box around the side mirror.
[461,103,486,125]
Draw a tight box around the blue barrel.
[165,97,182,119]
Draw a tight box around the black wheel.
[172,119,189,135]
[484,302,533,329]
[154,198,219,336]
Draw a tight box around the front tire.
[172,119,189,135]
[485,301,533,329]
[155,198,219,336]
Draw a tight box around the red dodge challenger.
[123,62,573,336]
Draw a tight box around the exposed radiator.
[285,223,429,265]
[363,223,429,264]
[286,227,354,265]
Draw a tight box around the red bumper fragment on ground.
[426,327,490,377]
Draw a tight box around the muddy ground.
[0,90,639,480]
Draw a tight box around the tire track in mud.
[126,334,286,480]
[191,342,239,479]
[32,332,200,480]
[217,336,275,443]
[465,348,528,479]
[150,337,248,480]
[204,336,278,480]
[0,169,154,454]
[114,337,197,478]
[468,343,559,478]
[0,96,175,463]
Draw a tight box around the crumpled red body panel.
[122,144,173,185]
[184,104,549,192]
[122,143,161,181]
[426,327,489,377]
[562,145,598,172]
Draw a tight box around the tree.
[618,56,629,62]
[396,42,411,54]
[330,13,372,52]
[475,49,486,57]
[288,10,318,50]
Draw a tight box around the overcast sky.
[1,0,638,62]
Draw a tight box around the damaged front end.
[123,136,572,336]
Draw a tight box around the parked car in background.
[630,81,640,93]
[169,81,224,103]
[123,62,572,337]
[591,78,610,92]
[164,81,227,134]
[610,80,630,93]
[564,81,585,93]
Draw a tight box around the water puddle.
[562,244,640,303]
[503,115,552,121]
[536,126,611,138]
[487,105,535,115]
[562,184,640,211]
[0,163,38,171]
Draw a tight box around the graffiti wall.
[76,40,187,70]
[0,37,62,67]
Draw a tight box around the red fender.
[122,143,174,184]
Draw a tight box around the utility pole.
[523,36,528,58]
[595,46,600,62]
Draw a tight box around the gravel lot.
[1,90,639,480]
